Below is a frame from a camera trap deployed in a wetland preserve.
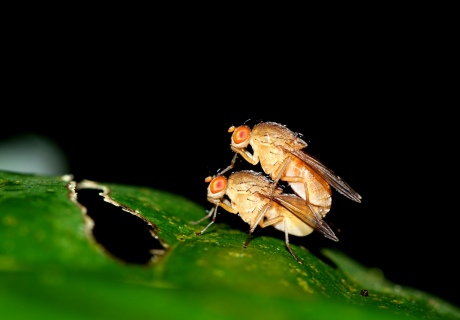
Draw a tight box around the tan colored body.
[194,170,338,263]
[225,122,361,218]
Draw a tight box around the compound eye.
[209,176,227,194]
[232,126,251,144]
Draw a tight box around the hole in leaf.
[77,188,166,265]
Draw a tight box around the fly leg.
[243,201,272,249]
[259,216,302,264]
[265,155,322,230]
[262,155,293,223]
[217,153,238,176]
[280,174,325,222]
[192,200,238,235]
[276,147,327,221]
[300,178,327,222]
[269,156,292,198]
[191,204,219,235]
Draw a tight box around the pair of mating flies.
[191,121,362,263]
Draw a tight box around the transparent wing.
[269,194,339,242]
[290,149,362,203]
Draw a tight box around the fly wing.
[290,149,362,203]
[269,194,339,242]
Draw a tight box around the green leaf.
[0,170,459,320]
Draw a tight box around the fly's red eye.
[233,126,250,144]
[210,176,227,194]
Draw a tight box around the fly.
[192,170,338,263]
[219,121,362,219]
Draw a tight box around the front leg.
[193,200,238,235]
[193,204,219,235]
[217,147,260,176]
[231,146,260,165]
[217,153,238,176]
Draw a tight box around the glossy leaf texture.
[0,170,459,320]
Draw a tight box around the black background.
[1,26,458,308]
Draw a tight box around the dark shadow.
[76,188,166,265]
